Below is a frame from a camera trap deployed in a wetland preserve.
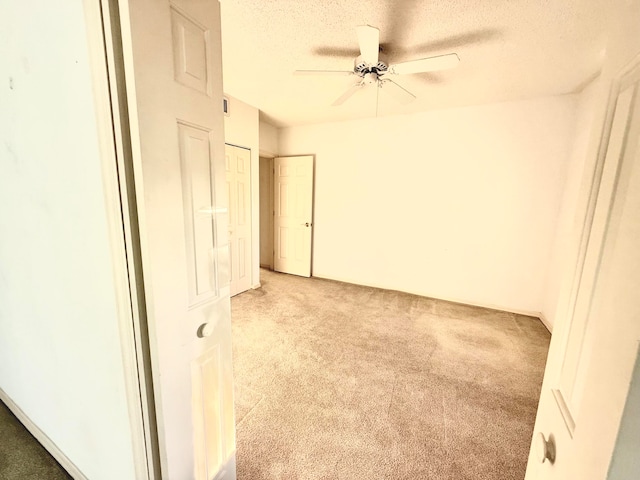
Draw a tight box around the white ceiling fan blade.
[356,25,379,65]
[332,82,364,106]
[380,79,416,104]
[294,70,355,76]
[388,53,460,75]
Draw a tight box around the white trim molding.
[83,0,155,478]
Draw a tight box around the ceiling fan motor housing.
[295,25,460,107]
[354,54,388,78]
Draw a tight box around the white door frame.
[84,0,161,478]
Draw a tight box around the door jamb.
[84,0,160,478]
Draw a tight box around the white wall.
[540,79,600,330]
[259,120,278,157]
[279,96,579,315]
[0,2,137,479]
[224,95,260,287]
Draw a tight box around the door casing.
[85,0,158,478]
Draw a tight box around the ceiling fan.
[294,25,460,107]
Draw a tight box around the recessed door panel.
[295,227,304,261]
[192,346,223,480]
[279,227,289,259]
[238,238,246,278]
[237,182,246,226]
[171,7,211,94]
[295,183,305,218]
[279,165,292,177]
[178,122,219,305]
[278,183,290,217]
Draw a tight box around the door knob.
[536,432,556,464]
[302,222,312,227]
[197,323,214,338]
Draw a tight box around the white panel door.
[120,1,235,479]
[273,156,314,277]
[225,144,252,296]
[525,59,640,479]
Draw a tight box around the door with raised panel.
[273,156,314,277]
[120,0,235,479]
[225,144,252,296]
[525,44,640,480]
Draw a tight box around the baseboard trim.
[0,387,88,480]
[537,313,553,333]
[310,273,548,327]
[213,451,237,480]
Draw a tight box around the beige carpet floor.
[231,269,550,480]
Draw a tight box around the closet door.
[525,57,640,480]
[120,0,236,478]
[226,144,252,296]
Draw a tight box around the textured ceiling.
[220,0,610,127]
